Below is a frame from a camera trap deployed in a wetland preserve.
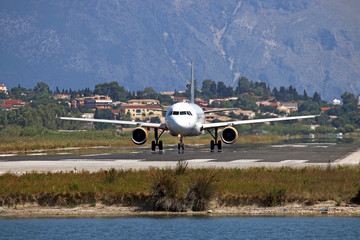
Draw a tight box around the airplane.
[60,61,317,153]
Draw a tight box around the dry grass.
[0,128,300,153]
[1,166,360,209]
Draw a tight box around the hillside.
[1,0,360,100]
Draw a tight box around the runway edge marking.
[231,159,262,163]
[280,160,309,163]
[187,159,216,162]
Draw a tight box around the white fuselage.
[165,102,205,136]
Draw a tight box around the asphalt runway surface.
[1,142,360,173]
[1,142,358,163]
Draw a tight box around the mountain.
[1,0,360,100]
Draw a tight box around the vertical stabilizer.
[191,60,194,103]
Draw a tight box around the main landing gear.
[178,134,185,154]
[207,127,222,152]
[151,128,165,152]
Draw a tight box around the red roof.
[121,105,161,109]
[0,84,6,87]
[321,107,331,111]
[2,99,26,104]
[269,103,278,108]
[1,103,12,109]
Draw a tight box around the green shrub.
[186,172,217,211]
[262,187,287,207]
[104,168,118,183]
[351,187,360,204]
[175,160,188,175]
[149,171,186,212]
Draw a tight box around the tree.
[94,108,115,129]
[312,92,321,103]
[235,77,250,94]
[0,92,7,99]
[158,94,173,105]
[54,86,60,95]
[136,87,158,99]
[219,101,234,108]
[344,124,355,133]
[217,81,233,98]
[94,82,128,102]
[341,92,357,105]
[234,94,257,110]
[201,79,217,99]
[303,90,308,100]
[34,82,51,95]
[185,79,201,99]
[298,100,320,114]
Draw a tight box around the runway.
[0,143,359,174]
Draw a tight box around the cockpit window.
[169,111,193,116]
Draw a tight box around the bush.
[262,187,287,207]
[344,124,355,133]
[149,171,186,212]
[185,172,217,211]
[175,160,188,175]
[351,187,360,204]
[104,168,118,183]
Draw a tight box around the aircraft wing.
[203,108,238,113]
[201,115,317,130]
[59,117,168,130]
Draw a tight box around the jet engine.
[221,126,238,144]
[131,127,148,145]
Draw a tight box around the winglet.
[191,60,194,103]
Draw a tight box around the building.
[53,94,71,100]
[333,99,341,105]
[195,98,208,108]
[72,95,112,109]
[278,102,298,113]
[209,97,238,105]
[84,95,112,110]
[1,99,30,110]
[71,98,85,108]
[173,97,189,103]
[121,104,163,121]
[127,99,160,105]
[0,84,7,93]
[321,107,331,112]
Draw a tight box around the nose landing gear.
[207,127,222,152]
[178,134,185,154]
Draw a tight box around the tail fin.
[190,60,194,103]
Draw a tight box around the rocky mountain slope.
[1,0,359,100]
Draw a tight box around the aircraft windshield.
[168,111,192,116]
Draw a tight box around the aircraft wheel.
[181,143,184,150]
[151,141,156,151]
[210,140,215,151]
[159,141,163,151]
[217,140,222,152]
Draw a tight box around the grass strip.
[1,166,360,210]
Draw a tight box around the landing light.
[178,134,182,138]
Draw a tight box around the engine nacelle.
[131,127,148,145]
[221,126,238,144]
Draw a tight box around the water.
[0,216,359,240]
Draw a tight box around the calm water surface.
[0,216,359,240]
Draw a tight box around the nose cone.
[167,116,195,135]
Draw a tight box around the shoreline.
[2,201,360,218]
